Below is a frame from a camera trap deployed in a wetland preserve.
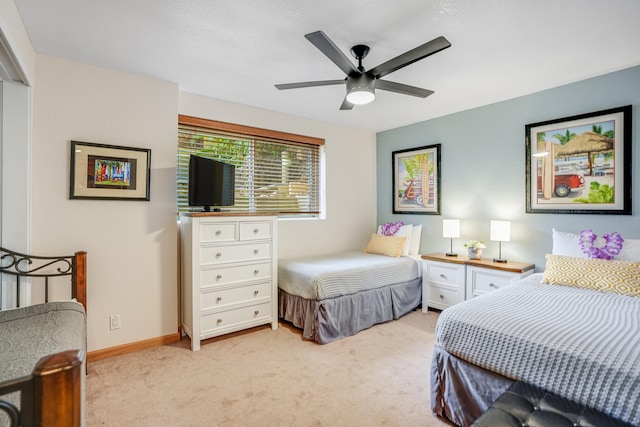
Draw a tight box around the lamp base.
[493,258,507,263]
[445,252,458,257]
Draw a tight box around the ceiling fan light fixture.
[346,88,375,105]
[346,75,375,105]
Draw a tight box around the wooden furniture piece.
[0,248,87,427]
[180,213,278,351]
[421,253,534,310]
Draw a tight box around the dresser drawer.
[200,243,271,265]
[200,262,271,288]
[427,264,461,286]
[428,285,458,308]
[472,271,513,293]
[199,222,237,243]
[239,221,272,241]
[201,281,272,310]
[200,301,272,333]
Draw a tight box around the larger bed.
[278,250,422,344]
[431,272,640,427]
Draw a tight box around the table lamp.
[490,220,511,263]
[443,219,460,257]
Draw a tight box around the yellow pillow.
[364,233,407,258]
[542,254,640,297]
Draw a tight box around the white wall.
[179,93,378,259]
[31,55,179,352]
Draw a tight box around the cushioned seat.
[472,381,634,427]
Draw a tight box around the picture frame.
[393,144,441,215]
[70,141,151,201]
[525,105,631,215]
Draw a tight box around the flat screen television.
[188,155,235,212]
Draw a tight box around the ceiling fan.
[275,31,451,110]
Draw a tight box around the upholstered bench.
[472,381,634,427]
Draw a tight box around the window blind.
[177,116,323,217]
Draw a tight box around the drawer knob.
[439,274,447,279]
[216,274,222,280]
[253,228,259,234]
[215,230,222,236]
[254,310,260,316]
[489,283,497,288]
[254,290,259,296]
[254,269,259,275]
[217,318,222,323]
[253,249,259,255]
[216,252,222,258]
[439,294,444,299]
[216,297,222,302]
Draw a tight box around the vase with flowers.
[464,240,486,259]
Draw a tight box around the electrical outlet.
[109,314,121,330]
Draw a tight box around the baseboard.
[87,332,181,362]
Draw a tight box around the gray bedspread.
[435,273,640,425]
[278,250,421,300]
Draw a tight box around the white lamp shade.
[490,220,511,242]
[442,219,460,238]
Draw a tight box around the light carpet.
[86,309,448,426]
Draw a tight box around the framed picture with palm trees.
[525,105,631,214]
[393,144,441,214]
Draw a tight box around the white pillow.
[377,224,413,256]
[552,228,640,261]
[409,225,422,256]
[552,229,586,258]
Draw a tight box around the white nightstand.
[421,254,466,311]
[421,253,535,310]
[465,258,534,299]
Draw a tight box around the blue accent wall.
[377,65,640,271]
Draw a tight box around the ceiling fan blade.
[275,79,345,90]
[375,80,434,98]
[340,97,354,110]
[305,31,360,77]
[368,36,451,79]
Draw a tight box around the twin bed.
[278,250,422,344]
[0,247,87,427]
[431,229,640,427]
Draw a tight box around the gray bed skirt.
[431,344,513,427]
[278,276,422,344]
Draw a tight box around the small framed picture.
[392,144,441,215]
[70,141,151,201]
[525,105,631,214]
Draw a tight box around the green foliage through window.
[177,117,322,217]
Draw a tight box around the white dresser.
[180,213,278,350]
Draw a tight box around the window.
[177,115,324,217]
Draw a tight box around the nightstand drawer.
[428,285,458,308]
[473,272,512,293]
[427,265,460,286]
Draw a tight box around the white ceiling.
[14,0,640,132]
